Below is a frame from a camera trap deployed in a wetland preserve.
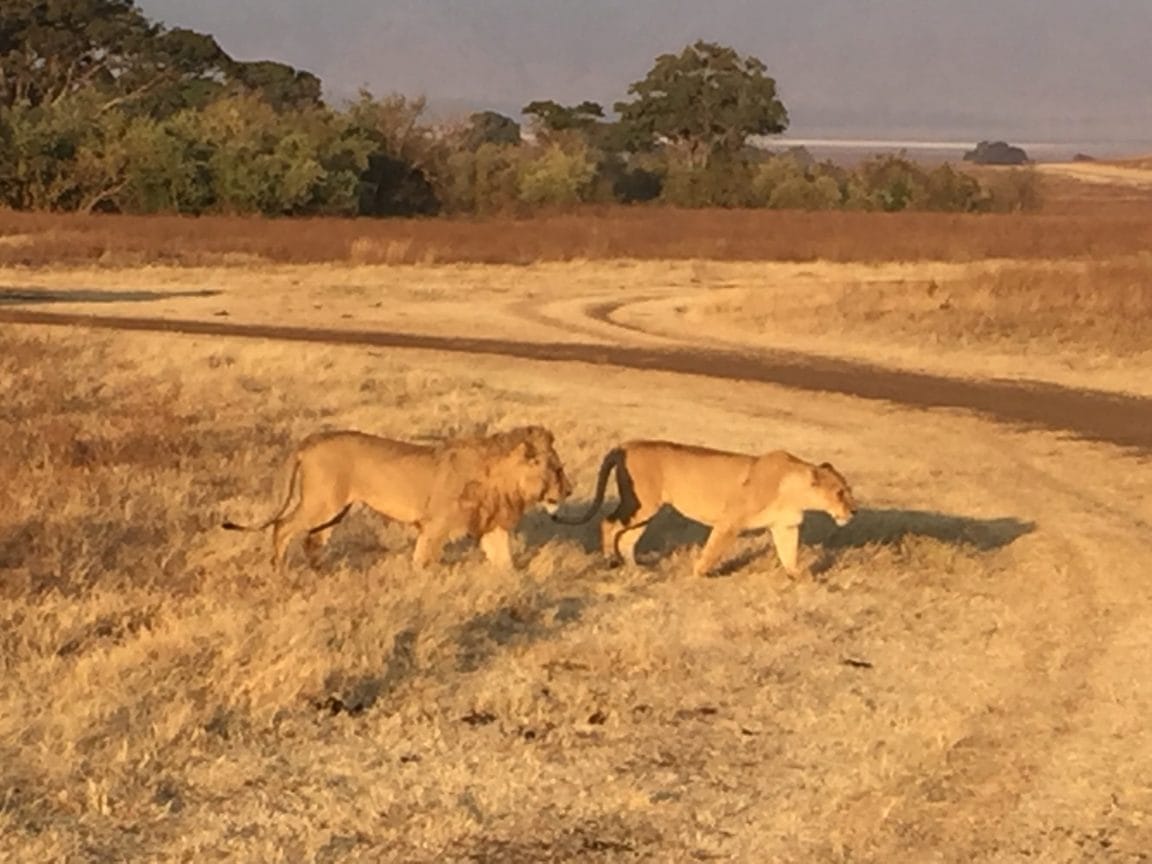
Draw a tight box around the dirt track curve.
[2,306,1150,454]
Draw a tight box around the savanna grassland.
[2,169,1152,862]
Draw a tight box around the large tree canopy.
[229,60,323,112]
[615,40,788,167]
[0,0,158,108]
[0,0,316,116]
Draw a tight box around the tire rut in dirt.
[3,307,1151,453]
[844,435,1139,859]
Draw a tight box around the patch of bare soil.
[3,306,1150,452]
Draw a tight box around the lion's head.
[498,425,572,515]
[813,461,857,526]
[447,425,572,535]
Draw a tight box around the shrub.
[911,164,985,212]
[661,156,757,207]
[981,168,1043,212]
[767,175,841,210]
[516,142,597,207]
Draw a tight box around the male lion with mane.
[556,439,856,577]
[223,425,571,571]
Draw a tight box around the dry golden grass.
[1036,162,1152,190]
[2,321,1151,862]
[6,252,1151,398]
[645,256,1152,392]
[3,172,1152,269]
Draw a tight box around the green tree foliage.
[747,153,842,210]
[135,27,232,116]
[615,40,788,168]
[522,100,604,136]
[662,155,758,207]
[911,163,984,211]
[229,60,322,112]
[190,94,369,215]
[344,91,446,216]
[516,141,596,207]
[443,143,521,214]
[464,111,521,149]
[0,0,155,108]
[114,112,215,212]
[0,16,1039,218]
[0,1,232,117]
[0,91,135,211]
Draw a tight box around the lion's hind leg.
[602,499,659,567]
[272,494,350,573]
[692,522,739,577]
[301,504,352,570]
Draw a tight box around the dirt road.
[2,305,1150,453]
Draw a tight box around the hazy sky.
[137,0,1151,144]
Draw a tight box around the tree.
[522,99,604,136]
[464,111,521,150]
[229,60,322,112]
[0,91,137,211]
[133,27,232,116]
[0,0,154,109]
[0,1,233,116]
[343,91,445,216]
[615,41,787,168]
[517,142,596,207]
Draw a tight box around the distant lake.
[758,137,1150,166]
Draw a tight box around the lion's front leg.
[479,527,514,570]
[412,526,448,569]
[769,523,802,576]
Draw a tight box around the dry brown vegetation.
[652,256,1152,368]
[2,315,1151,861]
[3,173,1152,861]
[3,172,1152,268]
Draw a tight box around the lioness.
[556,440,856,577]
[223,425,571,571]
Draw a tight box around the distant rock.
[1071,152,1096,162]
[962,140,1030,166]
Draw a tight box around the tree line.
[0,1,1039,217]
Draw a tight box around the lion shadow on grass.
[520,502,1035,578]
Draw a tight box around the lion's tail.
[221,452,302,533]
[552,447,624,525]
